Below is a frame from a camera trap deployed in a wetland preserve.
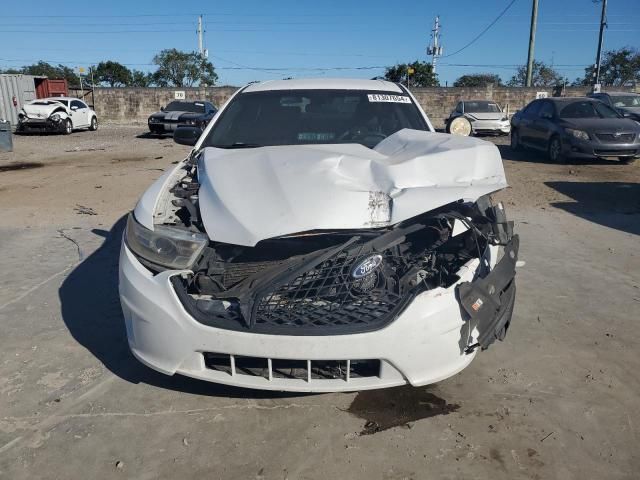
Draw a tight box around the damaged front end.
[127,157,518,352]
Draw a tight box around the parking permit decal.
[367,94,411,103]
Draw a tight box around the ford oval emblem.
[351,254,383,279]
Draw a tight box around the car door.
[517,100,541,146]
[530,101,556,148]
[70,100,90,127]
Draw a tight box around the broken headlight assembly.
[125,214,208,270]
[50,113,62,122]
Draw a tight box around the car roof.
[543,97,600,103]
[461,99,498,103]
[243,78,403,93]
[41,97,82,102]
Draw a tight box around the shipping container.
[0,74,38,130]
[35,78,68,99]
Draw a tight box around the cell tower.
[427,16,443,73]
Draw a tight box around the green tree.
[384,61,438,87]
[507,61,564,87]
[578,47,640,86]
[129,70,154,87]
[12,61,77,84]
[152,49,218,87]
[453,73,503,87]
[94,61,132,87]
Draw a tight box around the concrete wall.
[70,85,637,129]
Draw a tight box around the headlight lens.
[184,119,197,125]
[125,214,208,269]
[148,117,158,123]
[501,116,509,122]
[565,128,590,141]
[50,113,60,122]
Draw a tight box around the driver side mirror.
[173,126,202,146]
[71,105,78,111]
[160,106,165,111]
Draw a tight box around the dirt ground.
[0,126,639,479]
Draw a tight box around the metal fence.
[0,74,38,130]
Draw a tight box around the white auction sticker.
[367,94,411,103]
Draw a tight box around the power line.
[442,0,518,58]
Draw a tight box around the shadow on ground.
[136,132,172,139]
[545,181,640,235]
[497,145,623,166]
[58,216,306,399]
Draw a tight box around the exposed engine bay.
[144,158,516,345]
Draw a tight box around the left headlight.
[565,128,590,141]
[184,118,198,125]
[125,214,208,269]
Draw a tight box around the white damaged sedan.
[119,78,519,392]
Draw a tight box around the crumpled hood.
[465,112,505,121]
[197,129,507,246]
[21,102,66,118]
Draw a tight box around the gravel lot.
[0,126,639,479]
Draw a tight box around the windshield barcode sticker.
[367,94,411,103]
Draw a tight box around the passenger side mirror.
[173,126,202,146]
[621,111,632,118]
[541,112,553,120]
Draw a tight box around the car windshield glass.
[464,101,501,113]
[559,101,621,119]
[203,89,428,149]
[611,96,640,108]
[165,101,205,113]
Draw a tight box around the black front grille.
[203,353,380,381]
[172,232,424,335]
[253,246,406,333]
[595,133,635,143]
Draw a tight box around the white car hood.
[197,129,507,247]
[21,102,66,118]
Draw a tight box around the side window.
[71,100,85,110]
[538,102,555,119]
[523,101,541,117]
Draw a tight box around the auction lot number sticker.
[367,94,411,103]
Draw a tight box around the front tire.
[89,116,98,131]
[548,136,565,163]
[64,119,73,135]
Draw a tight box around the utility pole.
[594,0,608,87]
[427,16,443,74]
[525,0,539,87]
[197,15,204,57]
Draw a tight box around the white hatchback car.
[119,78,518,392]
[17,97,98,134]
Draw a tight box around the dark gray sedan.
[510,97,640,163]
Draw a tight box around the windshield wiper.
[213,142,263,149]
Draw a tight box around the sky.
[1,0,638,86]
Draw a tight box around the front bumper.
[563,137,640,159]
[119,238,517,392]
[18,118,66,133]
[471,120,511,135]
